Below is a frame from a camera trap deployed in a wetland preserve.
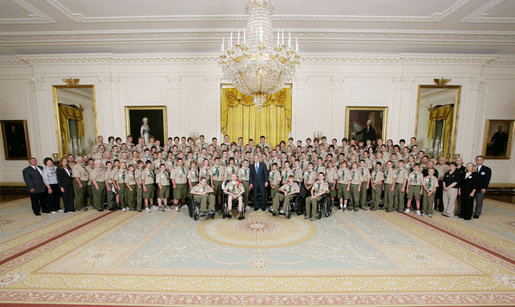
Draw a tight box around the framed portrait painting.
[482,119,513,159]
[345,107,388,143]
[1,120,31,160]
[125,106,167,145]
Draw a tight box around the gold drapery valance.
[427,104,454,159]
[221,87,292,147]
[58,103,85,156]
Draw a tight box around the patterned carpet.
[0,197,513,306]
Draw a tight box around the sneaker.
[50,211,56,214]
[58,209,63,212]
[126,207,130,211]
[122,207,127,212]
[145,207,151,213]
[353,208,358,212]
[339,204,343,210]
[343,205,347,211]
[199,211,206,217]
[159,207,165,212]
[237,212,244,220]
[151,205,157,210]
[421,213,425,216]
[279,210,285,215]
[428,214,433,218]
[416,210,421,216]
[174,206,180,212]
[404,208,411,213]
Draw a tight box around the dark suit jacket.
[461,172,479,194]
[355,125,377,143]
[22,165,46,193]
[249,162,269,187]
[476,165,491,190]
[57,167,73,188]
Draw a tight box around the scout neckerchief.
[317,181,321,192]
[351,170,355,182]
[244,168,247,178]
[288,184,292,194]
[373,170,378,182]
[215,166,220,177]
[427,177,432,189]
[193,169,198,179]
[231,166,236,174]
[414,173,418,183]
[181,166,186,175]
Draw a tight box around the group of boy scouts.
[63,133,480,221]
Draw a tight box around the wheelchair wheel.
[323,197,333,217]
[317,202,322,220]
[193,205,199,221]
[285,204,292,219]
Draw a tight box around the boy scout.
[238,160,250,207]
[223,173,245,220]
[394,160,408,213]
[305,173,329,221]
[72,156,89,211]
[105,161,117,211]
[326,161,337,203]
[370,162,384,211]
[269,163,282,199]
[303,163,316,197]
[280,161,294,184]
[171,158,188,212]
[142,161,155,213]
[210,157,225,208]
[383,161,396,212]
[348,162,362,211]
[271,175,299,216]
[187,161,199,193]
[90,160,106,211]
[224,157,239,179]
[156,164,170,211]
[190,177,216,218]
[114,162,127,211]
[124,164,137,211]
[337,161,351,210]
[405,163,424,215]
[135,160,144,212]
[85,158,95,209]
[358,160,371,210]
[422,168,438,218]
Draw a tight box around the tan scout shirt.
[210,165,224,181]
[293,167,303,182]
[224,180,244,194]
[408,172,424,186]
[269,170,282,185]
[85,165,94,185]
[314,165,326,175]
[371,170,384,184]
[349,169,362,184]
[72,164,90,181]
[359,167,370,182]
[280,182,300,195]
[281,169,294,184]
[199,166,210,180]
[192,183,213,194]
[126,171,137,185]
[423,175,439,191]
[90,168,105,182]
[337,168,351,184]
[224,165,239,178]
[395,168,408,184]
[142,169,155,185]
[238,167,249,181]
[311,180,329,195]
[384,168,396,184]
[156,171,170,186]
[114,169,126,184]
[187,169,199,183]
[303,170,316,185]
[325,168,337,183]
[135,168,143,185]
[171,166,188,184]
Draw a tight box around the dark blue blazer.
[22,165,46,193]
[249,162,269,187]
[476,165,491,190]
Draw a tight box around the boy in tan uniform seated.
[223,173,245,220]
[271,175,299,216]
[190,177,216,219]
[305,173,329,221]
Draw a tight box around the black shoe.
[254,207,259,211]
[370,207,377,211]
[261,208,266,211]
[34,212,41,216]
[97,209,104,212]
[473,215,479,219]
[42,211,51,214]
[353,208,358,211]
[238,212,244,220]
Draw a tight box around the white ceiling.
[0,0,515,55]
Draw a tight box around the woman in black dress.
[459,162,478,220]
[57,157,75,213]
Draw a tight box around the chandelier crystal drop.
[219,0,300,109]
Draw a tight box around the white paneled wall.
[0,54,514,184]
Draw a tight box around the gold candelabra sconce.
[433,78,451,87]
[62,78,80,86]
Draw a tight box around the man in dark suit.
[22,157,49,216]
[352,120,377,144]
[250,154,269,211]
[473,155,491,219]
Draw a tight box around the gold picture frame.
[53,84,98,157]
[0,120,31,160]
[125,106,168,144]
[345,106,388,142]
[482,119,514,159]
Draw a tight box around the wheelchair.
[188,195,215,221]
[306,193,333,220]
[284,194,302,219]
[222,181,246,219]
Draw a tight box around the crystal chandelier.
[219,0,300,109]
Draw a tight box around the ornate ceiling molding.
[0,0,55,24]
[0,53,513,66]
[46,0,469,23]
[461,0,515,24]
[1,29,514,46]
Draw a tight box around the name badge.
[481,172,485,175]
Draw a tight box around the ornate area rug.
[0,198,513,306]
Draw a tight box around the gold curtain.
[58,104,85,155]
[221,87,292,147]
[427,104,454,158]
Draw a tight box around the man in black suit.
[352,120,377,144]
[474,155,491,219]
[250,154,269,211]
[22,157,49,216]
